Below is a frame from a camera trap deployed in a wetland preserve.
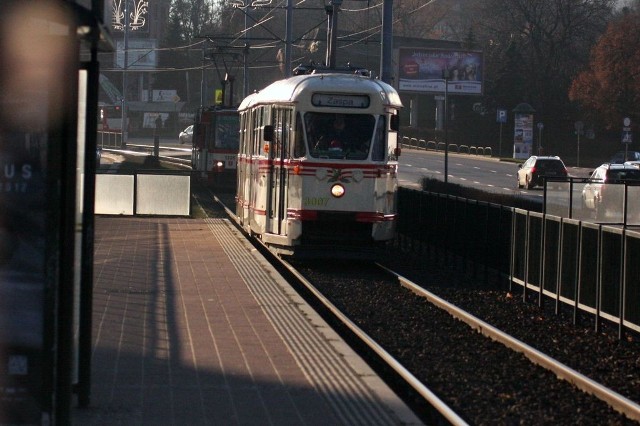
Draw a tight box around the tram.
[235,66,403,257]
[192,106,240,188]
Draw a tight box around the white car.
[179,125,193,145]
[582,163,640,219]
[623,161,640,169]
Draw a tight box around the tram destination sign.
[312,93,370,108]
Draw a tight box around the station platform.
[72,216,422,425]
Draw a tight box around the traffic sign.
[497,109,507,123]
[622,117,632,144]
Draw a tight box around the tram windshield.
[304,112,377,160]
[215,113,240,149]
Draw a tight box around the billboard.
[513,113,534,159]
[115,39,158,70]
[398,48,483,95]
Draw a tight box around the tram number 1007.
[303,197,329,207]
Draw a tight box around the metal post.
[121,0,129,146]
[380,0,393,83]
[443,68,449,184]
[329,0,342,68]
[285,0,293,77]
[499,122,502,158]
[243,7,249,98]
[325,6,332,66]
[200,42,205,107]
[577,132,580,167]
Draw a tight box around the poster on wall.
[513,113,534,159]
[398,48,483,95]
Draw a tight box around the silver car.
[582,163,640,219]
[179,125,193,145]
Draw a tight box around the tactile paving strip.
[205,218,411,425]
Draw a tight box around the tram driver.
[306,113,373,159]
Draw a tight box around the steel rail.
[376,263,640,423]
[277,259,469,426]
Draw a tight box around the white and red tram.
[235,69,403,257]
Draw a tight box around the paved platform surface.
[72,216,422,425]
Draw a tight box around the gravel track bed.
[288,254,640,425]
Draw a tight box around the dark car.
[582,163,640,219]
[517,156,568,189]
[609,150,640,164]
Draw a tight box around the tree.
[467,0,615,154]
[569,9,640,129]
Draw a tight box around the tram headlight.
[330,184,345,198]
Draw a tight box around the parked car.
[609,150,640,164]
[582,163,640,219]
[179,124,193,145]
[623,161,640,169]
[517,156,568,189]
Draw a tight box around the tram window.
[293,113,305,158]
[215,114,240,149]
[390,114,400,131]
[305,112,375,160]
[371,116,386,161]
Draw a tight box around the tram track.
[283,258,639,425]
[202,189,640,424]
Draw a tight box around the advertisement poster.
[0,129,48,424]
[0,1,75,422]
[513,113,533,159]
[398,48,483,95]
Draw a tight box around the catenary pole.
[380,0,393,83]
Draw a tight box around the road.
[398,148,593,200]
[102,139,597,204]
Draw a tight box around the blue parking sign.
[497,109,507,123]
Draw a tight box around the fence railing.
[97,131,122,148]
[544,178,640,227]
[400,136,493,157]
[396,187,640,338]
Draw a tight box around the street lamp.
[575,121,583,167]
[537,122,544,155]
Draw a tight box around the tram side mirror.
[390,115,399,132]
[263,125,274,142]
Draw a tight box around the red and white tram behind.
[235,69,403,257]
[192,106,240,188]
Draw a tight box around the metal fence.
[97,131,123,148]
[400,136,493,157]
[544,178,640,227]
[396,187,640,338]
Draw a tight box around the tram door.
[267,108,291,235]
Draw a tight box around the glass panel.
[626,186,640,226]
[304,112,375,160]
